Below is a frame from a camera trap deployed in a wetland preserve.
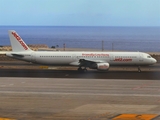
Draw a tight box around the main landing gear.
[78,67,87,72]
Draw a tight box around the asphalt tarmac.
[0,78,159,120]
[0,62,160,120]
[0,69,160,80]
[0,61,160,79]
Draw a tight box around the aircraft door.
[139,53,143,62]
[110,54,115,61]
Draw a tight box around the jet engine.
[90,63,110,71]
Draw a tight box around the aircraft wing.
[69,59,105,66]
[79,58,106,67]
[78,58,110,70]
[79,58,105,63]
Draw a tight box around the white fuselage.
[6,30,157,71]
[6,51,157,66]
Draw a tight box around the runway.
[0,78,159,120]
[1,68,160,80]
[0,61,160,79]
[0,61,160,119]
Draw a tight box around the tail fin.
[8,30,32,52]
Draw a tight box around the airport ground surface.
[0,78,160,120]
[0,61,160,120]
[0,61,160,79]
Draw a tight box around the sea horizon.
[0,26,160,52]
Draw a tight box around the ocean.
[0,26,160,52]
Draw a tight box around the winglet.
[8,30,32,52]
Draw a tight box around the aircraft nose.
[152,58,157,64]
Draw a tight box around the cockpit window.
[147,56,151,58]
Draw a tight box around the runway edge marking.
[112,114,158,120]
[0,118,15,120]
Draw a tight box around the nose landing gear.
[138,66,141,72]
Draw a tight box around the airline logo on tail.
[12,32,28,50]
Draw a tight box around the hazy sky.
[0,0,160,26]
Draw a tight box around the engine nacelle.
[90,63,110,71]
[97,63,109,71]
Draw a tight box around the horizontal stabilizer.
[11,54,24,57]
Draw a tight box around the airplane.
[6,30,157,72]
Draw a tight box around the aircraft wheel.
[78,67,87,73]
[78,67,83,72]
[83,68,87,72]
